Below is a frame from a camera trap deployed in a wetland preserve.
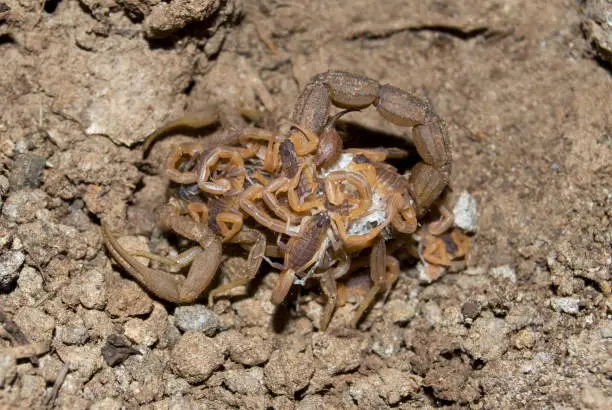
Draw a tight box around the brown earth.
[0,0,610,409]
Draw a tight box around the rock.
[424,358,480,403]
[37,354,64,384]
[222,367,266,395]
[348,374,387,408]
[233,297,274,327]
[76,268,107,310]
[0,352,16,387]
[462,317,509,362]
[90,398,124,410]
[452,191,478,233]
[13,306,55,346]
[0,175,9,196]
[16,265,43,298]
[101,334,140,366]
[378,368,420,405]
[580,385,612,409]
[56,344,104,380]
[422,300,442,328]
[106,278,153,317]
[490,265,517,283]
[2,188,48,223]
[123,349,166,404]
[56,315,88,345]
[81,309,115,341]
[370,326,403,358]
[124,317,158,347]
[582,13,612,66]
[170,332,226,383]
[144,0,224,38]
[312,333,362,374]
[174,305,220,336]
[0,250,25,290]
[461,300,481,323]
[8,153,46,191]
[296,395,325,410]
[550,297,581,315]
[226,330,273,366]
[17,220,85,266]
[599,323,612,339]
[18,374,46,407]
[384,298,418,324]
[513,328,537,350]
[264,348,314,396]
[124,302,168,347]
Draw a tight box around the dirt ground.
[0,0,610,409]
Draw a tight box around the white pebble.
[453,191,478,233]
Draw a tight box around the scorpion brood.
[102,71,470,330]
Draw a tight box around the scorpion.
[101,71,464,330]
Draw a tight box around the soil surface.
[0,0,610,409]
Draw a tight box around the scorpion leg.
[263,177,302,224]
[198,147,245,195]
[427,204,454,236]
[239,184,301,236]
[215,212,243,242]
[208,228,266,306]
[128,246,203,270]
[102,206,223,303]
[317,251,350,331]
[351,236,400,328]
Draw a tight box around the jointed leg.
[208,229,266,306]
[318,251,350,330]
[351,236,399,328]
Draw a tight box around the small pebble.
[490,265,517,283]
[312,333,362,374]
[0,250,25,290]
[264,349,314,396]
[371,328,402,358]
[514,328,536,350]
[0,175,9,195]
[124,317,158,347]
[77,268,107,310]
[297,395,325,410]
[13,306,55,345]
[421,300,442,328]
[384,299,417,324]
[8,153,47,190]
[16,266,43,298]
[223,367,266,395]
[461,300,481,322]
[0,352,16,387]
[90,398,124,410]
[2,189,48,223]
[170,332,226,384]
[600,323,612,339]
[550,297,581,315]
[226,331,272,366]
[144,0,224,38]
[174,305,220,336]
[378,368,420,405]
[106,278,153,317]
[452,191,478,233]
